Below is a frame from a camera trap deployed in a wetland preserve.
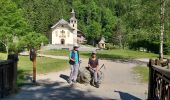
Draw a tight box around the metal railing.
[0,54,18,98]
[148,59,170,100]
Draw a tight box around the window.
[73,24,74,27]
[61,30,65,33]
[74,21,76,23]
[59,30,66,38]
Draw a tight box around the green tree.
[0,0,27,55]
[87,21,101,46]
[101,7,117,42]
[19,32,48,50]
[11,0,170,54]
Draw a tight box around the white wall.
[51,27,74,45]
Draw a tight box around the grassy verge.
[39,49,70,56]
[0,52,7,60]
[40,49,167,60]
[133,65,149,83]
[39,49,90,58]
[0,54,68,86]
[17,56,68,85]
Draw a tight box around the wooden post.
[33,49,36,83]
[167,59,170,69]
[7,54,18,93]
[148,59,155,99]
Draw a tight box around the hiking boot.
[95,82,99,88]
[72,80,77,83]
[90,79,94,86]
[68,79,72,84]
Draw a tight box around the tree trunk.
[93,38,95,46]
[159,0,165,61]
[6,45,9,56]
[118,34,123,48]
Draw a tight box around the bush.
[0,42,5,52]
[164,41,170,55]
[129,40,170,54]
[105,43,117,50]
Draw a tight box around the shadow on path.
[5,79,105,100]
[114,90,141,100]
[59,74,69,82]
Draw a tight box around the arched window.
[61,30,65,33]
[60,30,66,38]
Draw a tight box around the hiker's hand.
[70,58,75,62]
[96,69,98,73]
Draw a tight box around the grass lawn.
[40,49,168,60]
[0,52,7,60]
[39,49,70,56]
[0,53,68,86]
[17,56,68,85]
[133,65,149,83]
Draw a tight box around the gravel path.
[41,44,99,51]
[4,58,148,100]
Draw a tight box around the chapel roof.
[51,19,72,29]
[70,17,77,21]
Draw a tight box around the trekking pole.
[99,64,105,71]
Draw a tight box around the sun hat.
[92,51,97,54]
[73,44,79,48]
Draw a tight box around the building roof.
[51,18,85,38]
[70,17,77,21]
[99,40,105,44]
[99,36,105,44]
[101,36,105,41]
[51,19,73,29]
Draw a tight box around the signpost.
[30,48,36,83]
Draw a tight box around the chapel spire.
[70,9,77,30]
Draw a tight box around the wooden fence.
[148,59,170,100]
[0,54,18,98]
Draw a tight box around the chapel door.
[61,39,65,45]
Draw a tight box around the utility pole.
[159,0,165,60]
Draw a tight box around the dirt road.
[4,59,147,100]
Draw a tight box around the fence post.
[7,54,18,93]
[148,59,155,100]
[167,59,170,69]
[155,59,161,66]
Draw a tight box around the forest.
[0,0,170,54]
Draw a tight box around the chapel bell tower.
[69,9,77,30]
